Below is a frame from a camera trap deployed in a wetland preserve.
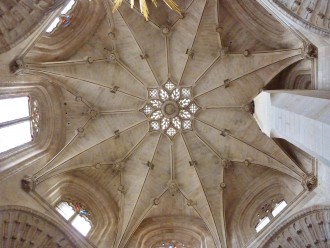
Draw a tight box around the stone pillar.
[253,90,330,164]
[317,46,330,90]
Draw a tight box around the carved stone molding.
[273,0,330,37]
[260,205,330,248]
[301,42,318,60]
[126,216,213,248]
[0,205,78,247]
[0,0,66,54]
[0,76,65,180]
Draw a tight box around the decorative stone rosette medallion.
[141,80,200,138]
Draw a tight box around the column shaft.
[254,90,330,164]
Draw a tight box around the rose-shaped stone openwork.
[141,80,200,138]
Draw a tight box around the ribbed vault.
[15,0,317,247]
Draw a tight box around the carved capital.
[303,175,317,191]
[21,176,36,193]
[301,43,317,59]
[10,59,25,74]
[243,102,255,114]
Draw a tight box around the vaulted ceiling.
[6,0,317,247]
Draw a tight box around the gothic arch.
[228,171,303,247]
[260,205,330,247]
[126,216,216,248]
[0,0,67,54]
[37,173,119,247]
[25,0,105,62]
[0,205,78,247]
[0,73,65,179]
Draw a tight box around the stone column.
[253,90,330,164]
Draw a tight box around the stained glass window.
[56,201,92,236]
[56,201,75,220]
[153,240,187,248]
[46,0,76,33]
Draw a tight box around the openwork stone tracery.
[141,80,200,138]
[30,99,40,136]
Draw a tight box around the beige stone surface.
[0,0,329,247]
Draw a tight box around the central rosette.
[141,80,200,138]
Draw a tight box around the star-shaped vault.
[20,0,310,247]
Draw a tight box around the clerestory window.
[153,240,187,248]
[56,201,92,236]
[46,0,76,33]
[255,199,287,233]
[0,96,40,153]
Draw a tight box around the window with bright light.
[271,200,287,217]
[255,199,287,233]
[46,0,76,33]
[153,240,187,248]
[61,0,76,14]
[0,96,40,154]
[56,201,92,236]
[46,17,60,33]
[255,216,270,233]
[71,214,92,236]
[56,201,76,220]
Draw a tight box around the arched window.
[46,0,76,33]
[154,240,187,248]
[0,96,40,153]
[56,200,92,236]
[255,199,287,233]
[271,200,287,217]
[255,216,270,233]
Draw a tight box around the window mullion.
[68,212,78,223]
[0,116,31,129]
